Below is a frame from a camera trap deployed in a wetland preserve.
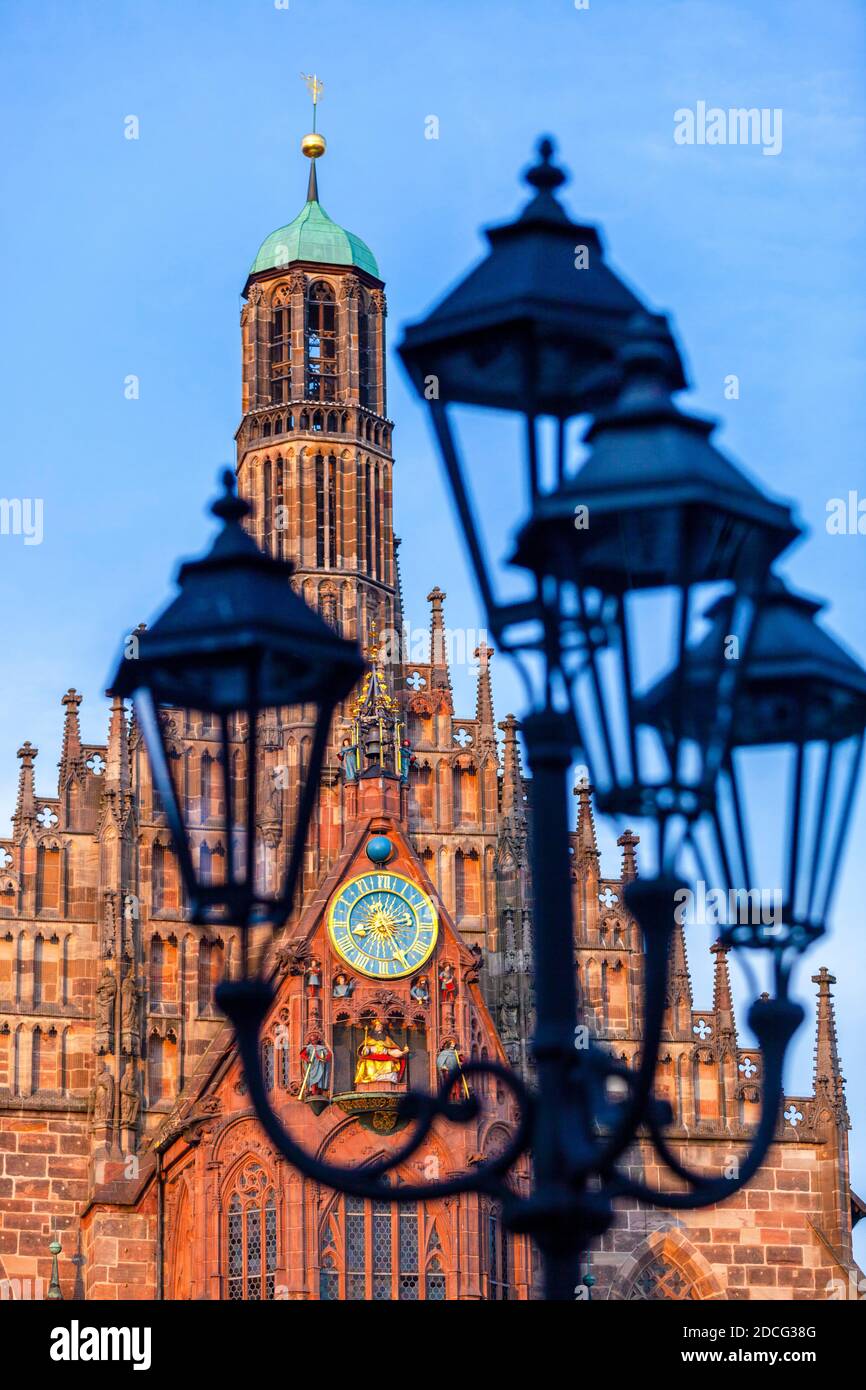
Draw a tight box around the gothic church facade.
[0,143,861,1302]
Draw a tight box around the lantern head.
[643,575,866,952]
[109,471,365,929]
[510,324,801,847]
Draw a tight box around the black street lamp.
[397,137,860,1299]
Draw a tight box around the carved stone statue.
[499,980,520,1040]
[121,971,140,1033]
[92,1062,114,1128]
[95,967,116,1036]
[120,1062,140,1128]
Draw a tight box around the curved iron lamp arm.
[607,994,803,1209]
[216,977,534,1205]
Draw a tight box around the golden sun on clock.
[327,871,438,980]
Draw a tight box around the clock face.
[328,871,438,980]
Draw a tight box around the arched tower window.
[358,297,374,409]
[315,452,339,568]
[315,453,325,567]
[305,281,337,402]
[270,302,291,404]
[364,460,374,576]
[225,1161,278,1301]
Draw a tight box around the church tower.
[235,97,397,650]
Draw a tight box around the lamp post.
[116,142,866,1302]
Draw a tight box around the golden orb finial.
[301,131,326,160]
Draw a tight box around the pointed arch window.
[319,1196,441,1300]
[32,933,44,1005]
[152,842,180,914]
[225,1162,278,1301]
[30,1025,42,1092]
[305,281,337,402]
[365,460,374,576]
[150,934,165,1006]
[197,936,223,1013]
[425,1226,446,1299]
[627,1255,700,1300]
[319,1224,339,1301]
[485,1204,512,1300]
[358,297,374,409]
[270,303,291,404]
[200,750,223,824]
[315,453,325,567]
[148,1029,178,1104]
[37,846,62,913]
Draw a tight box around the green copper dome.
[250,197,379,279]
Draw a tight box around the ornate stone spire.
[711,940,736,1038]
[617,828,639,880]
[498,714,525,827]
[667,920,693,1028]
[811,967,847,1122]
[14,741,38,829]
[59,689,83,783]
[474,643,495,739]
[573,773,599,869]
[427,587,451,692]
[105,695,130,790]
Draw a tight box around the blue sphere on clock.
[365,834,394,864]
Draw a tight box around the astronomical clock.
[327,868,438,981]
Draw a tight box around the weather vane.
[300,72,324,131]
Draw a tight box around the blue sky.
[1,0,865,1256]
